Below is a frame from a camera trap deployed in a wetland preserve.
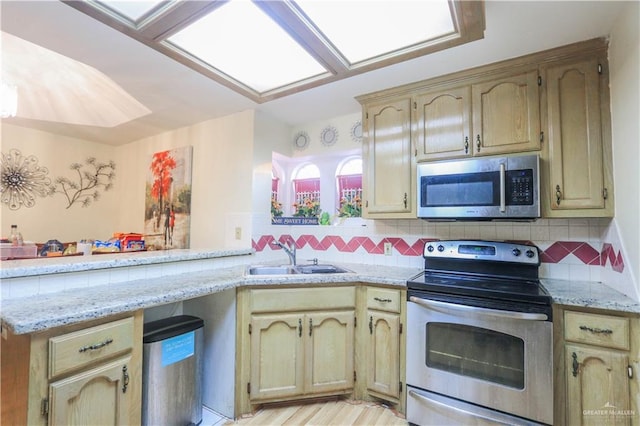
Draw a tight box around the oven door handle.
[408,390,516,425]
[499,162,506,213]
[409,296,548,321]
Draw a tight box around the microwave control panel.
[506,169,534,205]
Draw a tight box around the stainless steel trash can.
[142,315,204,426]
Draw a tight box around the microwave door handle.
[408,390,515,425]
[499,163,506,212]
[409,296,548,321]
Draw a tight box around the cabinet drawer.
[366,287,401,313]
[564,311,629,350]
[49,317,134,378]
[251,287,355,313]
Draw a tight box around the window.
[336,158,362,217]
[292,163,320,217]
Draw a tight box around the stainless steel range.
[406,240,553,425]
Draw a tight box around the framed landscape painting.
[144,146,193,250]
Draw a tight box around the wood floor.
[224,399,408,426]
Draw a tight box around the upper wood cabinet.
[414,86,472,161]
[415,69,541,162]
[541,55,614,217]
[471,69,541,156]
[358,37,613,219]
[361,97,415,218]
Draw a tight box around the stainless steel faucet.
[271,239,297,265]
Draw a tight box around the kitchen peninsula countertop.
[2,250,639,335]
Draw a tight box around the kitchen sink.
[246,264,351,276]
[294,264,351,274]
[247,265,298,275]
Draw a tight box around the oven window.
[425,322,525,389]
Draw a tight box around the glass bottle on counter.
[10,224,23,246]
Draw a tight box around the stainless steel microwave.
[417,154,540,220]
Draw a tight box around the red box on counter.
[113,233,145,252]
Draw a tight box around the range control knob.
[427,245,434,253]
[526,249,536,258]
[437,245,445,252]
[512,248,522,257]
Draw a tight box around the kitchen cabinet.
[237,286,356,412]
[470,69,541,156]
[364,287,402,403]
[360,97,415,219]
[415,70,541,162]
[0,311,143,426]
[357,37,613,220]
[554,307,639,426]
[541,52,614,217]
[414,86,472,161]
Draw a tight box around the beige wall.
[1,110,256,250]
[606,0,640,299]
[0,123,120,243]
[115,109,255,250]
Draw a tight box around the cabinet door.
[366,311,400,401]
[415,86,472,161]
[362,98,414,217]
[545,58,608,212]
[306,311,355,395]
[565,344,631,425]
[250,314,304,401]
[471,70,541,156]
[49,356,131,426]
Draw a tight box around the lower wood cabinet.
[236,284,406,417]
[364,287,402,403]
[49,355,133,425]
[0,311,143,426]
[555,307,639,426]
[249,310,354,401]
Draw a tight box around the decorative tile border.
[252,234,625,273]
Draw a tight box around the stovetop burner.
[407,240,552,310]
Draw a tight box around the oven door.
[407,296,553,425]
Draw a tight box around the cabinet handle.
[79,338,113,353]
[571,352,579,377]
[374,297,392,303]
[464,136,469,154]
[555,185,562,205]
[122,365,129,393]
[309,318,313,337]
[369,316,373,334]
[403,193,407,208]
[298,318,302,337]
[476,134,481,152]
[579,325,613,334]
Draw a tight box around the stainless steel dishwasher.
[142,315,204,426]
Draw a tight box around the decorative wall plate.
[293,131,310,150]
[320,126,338,146]
[350,120,362,142]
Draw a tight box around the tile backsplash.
[253,216,623,283]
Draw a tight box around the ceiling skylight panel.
[166,0,328,93]
[296,0,455,64]
[96,0,166,21]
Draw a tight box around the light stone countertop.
[2,252,638,335]
[0,260,420,335]
[541,278,640,314]
[0,248,254,279]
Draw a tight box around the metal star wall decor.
[0,149,54,210]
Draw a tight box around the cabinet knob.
[464,136,469,154]
[555,185,563,205]
[369,316,373,334]
[403,193,407,208]
[476,135,481,152]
